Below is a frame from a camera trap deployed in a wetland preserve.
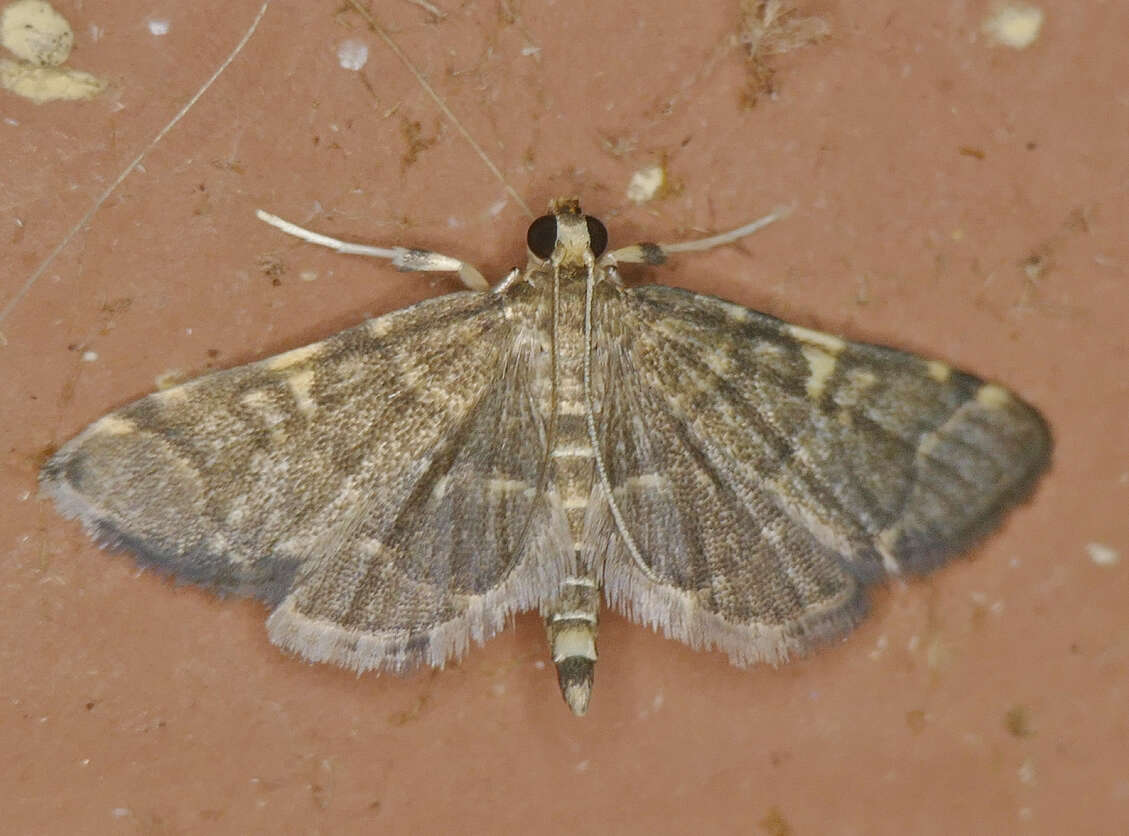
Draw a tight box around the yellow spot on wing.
[722,302,749,322]
[366,317,394,338]
[624,472,669,491]
[876,527,902,575]
[91,414,135,436]
[240,389,269,410]
[265,343,322,371]
[153,383,190,405]
[562,495,590,510]
[976,383,1011,408]
[705,350,733,377]
[487,478,531,494]
[926,360,952,382]
[801,345,838,400]
[787,324,846,354]
[916,430,942,458]
[286,369,316,416]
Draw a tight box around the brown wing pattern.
[588,284,1050,663]
[42,291,571,673]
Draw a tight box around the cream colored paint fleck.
[0,59,105,102]
[1,0,72,66]
[0,1,106,102]
[982,3,1044,49]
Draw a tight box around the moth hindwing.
[41,198,1051,716]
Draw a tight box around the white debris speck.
[111,807,130,818]
[1086,542,1120,567]
[81,350,98,362]
[337,39,368,71]
[299,270,318,282]
[868,633,888,660]
[521,45,540,57]
[1018,757,1036,785]
[575,759,589,773]
[982,4,1044,49]
[626,164,665,204]
[487,198,508,217]
[147,19,170,36]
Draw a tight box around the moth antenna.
[255,209,489,291]
[606,204,794,266]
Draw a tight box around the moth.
[41,198,1051,716]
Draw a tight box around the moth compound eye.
[527,215,557,259]
[585,216,608,257]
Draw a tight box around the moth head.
[527,198,608,267]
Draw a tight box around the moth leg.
[603,205,793,268]
[543,571,600,717]
[255,209,489,291]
